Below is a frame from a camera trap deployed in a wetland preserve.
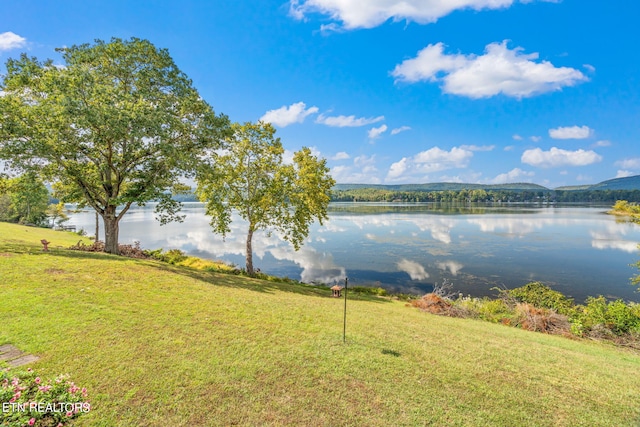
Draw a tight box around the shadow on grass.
[17,244,389,302]
[149,262,390,303]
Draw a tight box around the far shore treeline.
[165,185,640,204]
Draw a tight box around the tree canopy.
[0,172,49,225]
[0,37,229,253]
[196,121,335,275]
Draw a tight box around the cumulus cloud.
[616,170,636,178]
[331,154,381,183]
[490,168,535,184]
[436,261,464,276]
[260,102,319,127]
[0,32,26,51]
[391,41,587,99]
[512,134,523,141]
[386,146,473,182]
[521,147,602,168]
[614,158,640,170]
[289,0,555,30]
[548,125,593,139]
[391,126,411,135]
[368,124,387,140]
[397,259,429,280]
[316,113,384,127]
[331,151,350,160]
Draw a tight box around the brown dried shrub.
[514,303,571,334]
[410,294,454,315]
[69,240,150,259]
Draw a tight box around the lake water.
[66,202,640,303]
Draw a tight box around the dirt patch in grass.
[44,268,66,274]
[0,253,14,257]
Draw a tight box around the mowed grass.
[1,222,639,426]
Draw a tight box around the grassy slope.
[1,222,639,426]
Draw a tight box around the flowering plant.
[1,367,89,427]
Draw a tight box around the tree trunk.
[103,205,120,255]
[95,211,100,242]
[246,226,254,276]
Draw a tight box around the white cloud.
[593,140,611,147]
[368,124,387,140]
[260,102,318,127]
[521,147,602,168]
[512,134,523,141]
[460,144,495,152]
[316,113,384,127]
[436,261,464,276]
[331,154,381,183]
[548,125,593,139]
[616,170,636,178]
[289,0,555,30]
[490,168,535,184]
[386,146,473,182]
[391,41,587,99]
[614,158,640,170]
[331,151,350,160]
[583,64,596,73]
[504,145,515,151]
[530,136,541,142]
[0,32,26,51]
[397,259,429,280]
[391,126,411,135]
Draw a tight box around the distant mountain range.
[334,175,640,192]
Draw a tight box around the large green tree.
[196,121,335,276]
[0,37,228,254]
[0,172,49,225]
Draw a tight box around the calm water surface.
[67,203,640,303]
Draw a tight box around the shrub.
[477,298,514,323]
[410,293,453,315]
[349,286,388,296]
[0,367,89,426]
[70,241,149,259]
[572,296,640,336]
[514,303,571,334]
[505,282,575,315]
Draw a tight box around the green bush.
[575,296,640,336]
[454,297,515,323]
[143,248,187,265]
[1,367,89,426]
[349,286,388,296]
[506,282,575,315]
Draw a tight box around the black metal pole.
[343,277,348,343]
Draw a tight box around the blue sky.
[1,0,639,188]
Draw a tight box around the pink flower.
[66,411,73,417]
[35,377,41,384]
[28,418,35,426]
[81,387,88,396]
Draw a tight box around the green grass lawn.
[1,222,639,426]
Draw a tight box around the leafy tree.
[0,172,49,225]
[0,37,228,254]
[46,201,69,228]
[196,121,335,276]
